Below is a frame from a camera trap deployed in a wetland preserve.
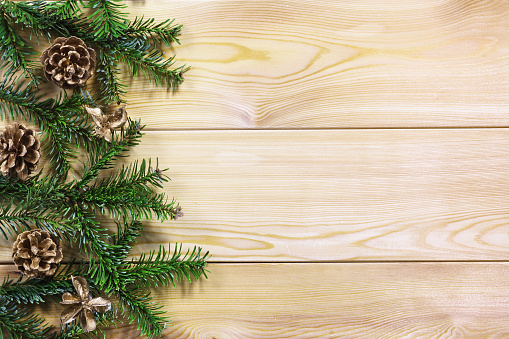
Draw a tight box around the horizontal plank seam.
[211,260,509,264]
[142,126,509,132]
[2,260,509,266]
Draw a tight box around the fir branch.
[1,0,80,37]
[0,81,104,178]
[0,200,30,239]
[113,40,186,89]
[80,162,177,221]
[1,0,45,35]
[82,186,178,221]
[115,287,167,339]
[69,208,120,293]
[113,219,142,261]
[39,94,96,147]
[77,119,143,188]
[41,5,84,37]
[126,16,182,47]
[0,175,77,239]
[0,78,40,122]
[46,0,83,21]
[97,159,166,191]
[0,276,73,305]
[0,200,70,240]
[95,49,126,105]
[37,93,105,177]
[0,175,28,203]
[1,174,72,212]
[0,7,38,84]
[123,244,209,288]
[84,0,128,39]
[0,297,52,339]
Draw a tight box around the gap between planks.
[142,126,509,132]
[4,260,509,266]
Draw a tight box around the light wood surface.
[3,129,509,262]
[7,263,509,338]
[1,0,509,338]
[120,0,509,129]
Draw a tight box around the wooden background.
[3,0,509,337]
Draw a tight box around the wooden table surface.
[3,0,509,337]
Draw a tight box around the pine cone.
[12,229,63,278]
[0,123,40,180]
[40,36,96,89]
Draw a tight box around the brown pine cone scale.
[0,123,40,180]
[40,36,96,89]
[12,229,63,278]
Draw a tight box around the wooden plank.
[2,129,509,262]
[3,263,509,338]
[116,0,509,129]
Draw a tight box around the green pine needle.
[114,40,186,89]
[126,16,182,47]
[0,297,52,338]
[95,49,127,105]
[123,244,210,288]
[84,0,128,38]
[0,10,39,85]
[115,287,167,339]
[0,1,205,338]
[0,276,73,305]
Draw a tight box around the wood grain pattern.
[2,1,508,338]
[4,263,509,338]
[115,0,509,129]
[98,128,509,261]
[2,129,509,262]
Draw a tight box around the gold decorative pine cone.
[61,276,111,332]
[12,229,63,278]
[40,36,96,89]
[85,105,128,142]
[0,123,40,180]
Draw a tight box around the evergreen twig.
[77,118,143,188]
[0,7,39,84]
[126,16,182,47]
[114,40,186,90]
[84,0,128,39]
[0,297,52,338]
[0,276,74,304]
[123,244,210,288]
[95,49,126,105]
[0,1,208,338]
[115,287,167,339]
[0,79,104,178]
[81,160,179,221]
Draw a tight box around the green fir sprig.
[0,297,53,338]
[0,1,208,338]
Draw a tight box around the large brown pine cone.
[0,123,40,180]
[12,229,63,278]
[40,36,96,89]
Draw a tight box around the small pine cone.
[40,36,96,89]
[12,229,63,278]
[0,123,40,180]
